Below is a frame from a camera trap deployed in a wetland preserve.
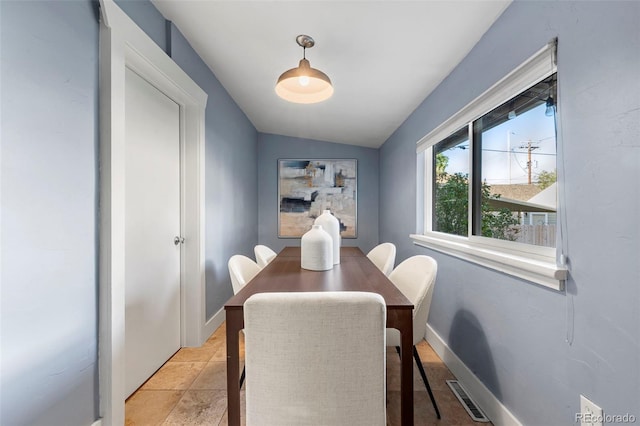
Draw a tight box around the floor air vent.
[446,380,490,422]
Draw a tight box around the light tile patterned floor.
[125,323,488,425]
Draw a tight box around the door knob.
[174,236,185,245]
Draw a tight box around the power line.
[482,148,557,156]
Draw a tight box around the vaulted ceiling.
[152,1,511,148]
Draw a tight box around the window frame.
[412,40,567,290]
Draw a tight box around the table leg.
[226,309,243,426]
[399,310,414,426]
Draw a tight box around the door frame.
[98,1,207,424]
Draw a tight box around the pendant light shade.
[275,35,333,104]
[545,95,556,116]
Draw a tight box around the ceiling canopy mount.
[296,34,315,49]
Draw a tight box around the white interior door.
[124,67,181,397]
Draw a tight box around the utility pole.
[507,131,515,184]
[519,140,539,184]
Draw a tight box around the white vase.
[301,225,333,271]
[314,209,341,264]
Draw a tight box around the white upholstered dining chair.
[243,291,387,426]
[228,254,261,295]
[366,242,396,276]
[227,254,261,389]
[386,255,441,419]
[254,244,277,268]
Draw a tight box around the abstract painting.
[278,159,357,238]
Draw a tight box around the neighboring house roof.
[487,183,556,213]
[527,182,557,209]
[489,184,541,200]
[487,197,555,213]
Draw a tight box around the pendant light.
[545,95,556,116]
[275,35,333,104]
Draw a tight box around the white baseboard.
[425,324,522,426]
[203,308,225,341]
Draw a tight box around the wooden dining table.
[224,246,415,425]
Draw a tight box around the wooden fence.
[514,224,556,247]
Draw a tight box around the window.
[475,75,558,247]
[433,127,469,237]
[440,74,558,247]
[413,40,567,290]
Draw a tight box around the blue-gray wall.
[3,0,638,424]
[169,25,258,317]
[380,1,640,424]
[115,0,260,324]
[257,133,379,253]
[1,0,258,423]
[114,0,166,52]
[1,1,100,425]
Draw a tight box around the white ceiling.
[152,1,511,148]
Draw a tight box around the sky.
[442,103,556,185]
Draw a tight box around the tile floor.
[125,322,488,425]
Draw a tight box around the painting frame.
[278,159,358,239]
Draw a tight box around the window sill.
[410,233,567,291]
